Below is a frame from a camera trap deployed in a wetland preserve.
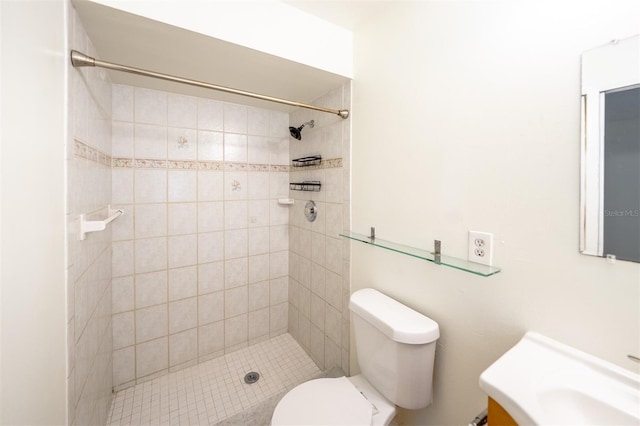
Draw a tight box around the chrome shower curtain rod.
[70,50,349,119]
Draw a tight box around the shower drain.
[244,371,260,384]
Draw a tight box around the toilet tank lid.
[349,288,440,344]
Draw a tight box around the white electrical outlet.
[468,231,493,266]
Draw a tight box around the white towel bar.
[78,205,124,240]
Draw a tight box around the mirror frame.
[580,35,639,260]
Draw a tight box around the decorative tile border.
[323,158,343,169]
[74,139,111,167]
[75,139,342,172]
[110,159,285,171]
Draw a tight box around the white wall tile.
[169,298,197,334]
[224,171,247,201]
[134,237,167,274]
[269,172,289,199]
[311,262,326,299]
[248,107,270,136]
[299,285,311,319]
[197,130,223,161]
[311,233,326,266]
[269,111,289,138]
[248,136,269,164]
[135,88,167,126]
[324,337,341,370]
[136,337,168,378]
[324,168,343,204]
[112,240,134,278]
[135,270,167,309]
[112,276,134,314]
[225,258,248,289]
[135,204,167,239]
[112,169,133,204]
[168,266,197,301]
[197,171,224,201]
[248,281,269,312]
[247,173,269,201]
[197,98,223,131]
[135,170,166,203]
[325,237,342,275]
[168,234,197,268]
[168,128,196,160]
[325,203,343,239]
[198,202,223,233]
[248,308,269,340]
[225,229,248,259]
[224,133,247,162]
[112,85,134,122]
[169,328,197,367]
[112,121,133,158]
[168,94,197,128]
[270,277,288,305]
[197,231,224,264]
[134,124,167,159]
[224,314,248,348]
[198,291,224,325]
[310,293,325,331]
[113,311,134,350]
[325,270,342,311]
[270,201,289,226]
[248,200,269,228]
[270,251,288,279]
[248,227,269,256]
[270,302,288,334]
[309,324,324,368]
[223,104,247,134]
[248,254,269,284]
[198,262,224,295]
[198,321,224,357]
[168,171,197,202]
[270,225,289,252]
[168,203,197,236]
[225,286,248,318]
[111,204,134,241]
[136,305,167,343]
[113,346,135,387]
[224,200,247,229]
[269,138,289,165]
[325,304,341,346]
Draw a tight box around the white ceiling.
[72,1,351,113]
[283,1,391,32]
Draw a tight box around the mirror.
[580,35,640,262]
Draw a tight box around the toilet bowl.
[271,375,395,425]
[271,288,440,426]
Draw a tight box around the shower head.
[289,120,315,140]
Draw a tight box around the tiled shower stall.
[67,5,350,425]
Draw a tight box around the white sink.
[479,332,640,425]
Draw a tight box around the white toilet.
[271,288,440,425]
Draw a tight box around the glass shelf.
[340,231,502,277]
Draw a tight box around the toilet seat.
[271,377,374,425]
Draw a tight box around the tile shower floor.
[108,334,320,425]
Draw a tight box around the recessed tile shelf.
[340,231,502,277]
[292,155,322,168]
[290,181,322,192]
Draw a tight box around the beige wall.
[350,1,640,425]
[0,1,67,424]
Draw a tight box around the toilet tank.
[349,288,440,410]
